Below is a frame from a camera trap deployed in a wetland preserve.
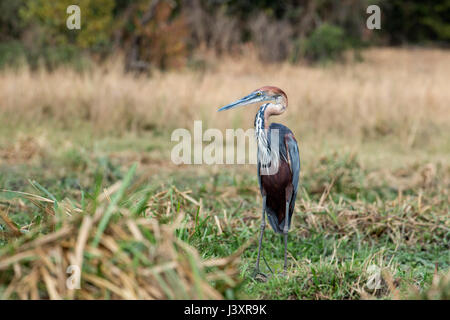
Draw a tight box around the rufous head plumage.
[218,86,288,112]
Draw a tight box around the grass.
[0,142,448,299]
[0,48,449,143]
[0,48,449,299]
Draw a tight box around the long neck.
[254,104,267,131]
[254,104,276,169]
[254,97,286,170]
[254,101,285,132]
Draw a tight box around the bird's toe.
[252,270,269,282]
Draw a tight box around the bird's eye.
[257,92,262,96]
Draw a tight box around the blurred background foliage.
[0,0,448,71]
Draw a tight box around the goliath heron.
[218,86,300,277]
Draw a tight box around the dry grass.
[404,270,450,299]
[0,48,449,146]
[0,166,243,300]
[0,151,448,299]
[0,48,449,300]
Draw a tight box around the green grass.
[0,128,449,299]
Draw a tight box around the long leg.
[283,201,290,273]
[254,195,266,274]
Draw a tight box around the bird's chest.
[260,159,292,193]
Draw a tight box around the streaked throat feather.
[254,104,279,174]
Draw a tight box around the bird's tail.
[266,206,293,233]
[266,208,284,234]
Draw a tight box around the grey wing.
[286,135,300,205]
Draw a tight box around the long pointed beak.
[217,92,263,112]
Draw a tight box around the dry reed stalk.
[0,179,242,300]
[0,49,448,146]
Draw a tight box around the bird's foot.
[252,269,268,282]
[279,270,288,278]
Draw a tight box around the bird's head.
[218,86,287,112]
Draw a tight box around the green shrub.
[299,23,347,63]
[29,44,91,71]
[0,41,91,71]
[0,41,27,69]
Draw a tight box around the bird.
[218,86,300,278]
